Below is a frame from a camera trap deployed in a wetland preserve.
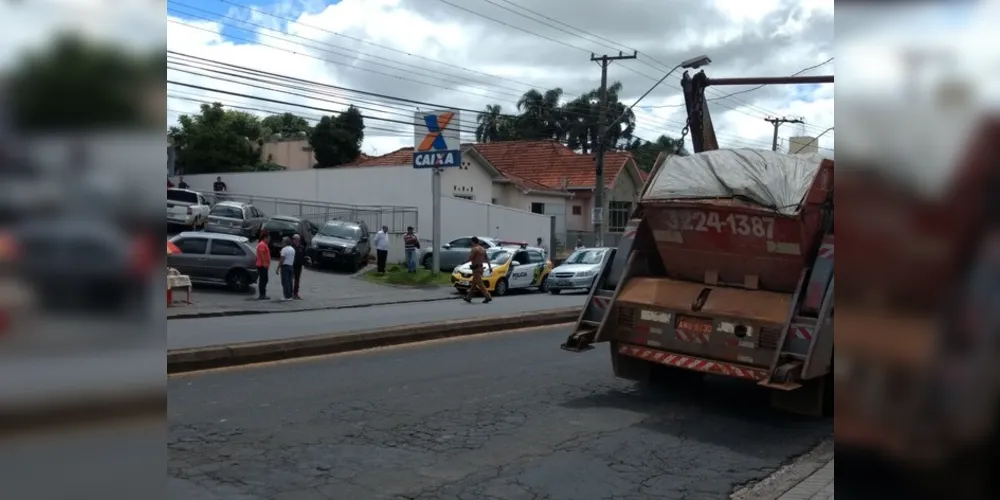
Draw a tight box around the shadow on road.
[560,374,831,457]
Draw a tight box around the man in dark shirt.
[213,176,227,195]
[291,234,306,299]
[463,236,492,304]
[177,176,190,189]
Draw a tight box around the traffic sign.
[413,110,461,168]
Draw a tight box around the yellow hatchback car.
[451,245,552,296]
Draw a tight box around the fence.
[559,230,625,255]
[207,192,418,233]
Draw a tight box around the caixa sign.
[413,150,460,168]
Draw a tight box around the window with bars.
[608,201,632,232]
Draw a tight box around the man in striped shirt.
[403,226,420,273]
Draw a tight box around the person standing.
[213,176,227,193]
[278,236,295,301]
[403,226,420,273]
[255,233,271,300]
[575,238,585,250]
[463,236,492,304]
[374,225,389,274]
[291,234,305,300]
[177,176,190,189]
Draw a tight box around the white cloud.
[0,0,834,155]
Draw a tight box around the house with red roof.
[353,140,645,247]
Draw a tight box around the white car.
[167,188,211,229]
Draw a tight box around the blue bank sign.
[413,110,461,168]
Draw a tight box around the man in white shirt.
[278,236,296,300]
[374,225,390,274]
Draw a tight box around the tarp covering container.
[639,149,834,293]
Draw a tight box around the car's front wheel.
[226,269,251,292]
[537,276,549,293]
[422,254,433,270]
[549,289,561,295]
[494,278,509,297]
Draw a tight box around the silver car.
[204,201,267,239]
[168,232,260,292]
[547,247,614,294]
[421,235,499,272]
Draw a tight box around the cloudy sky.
[163,0,835,156]
[0,0,835,156]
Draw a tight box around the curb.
[167,294,461,320]
[168,307,581,373]
[0,389,163,437]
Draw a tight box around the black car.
[263,215,319,257]
[307,220,371,271]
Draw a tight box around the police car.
[451,242,552,296]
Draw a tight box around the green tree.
[309,105,366,168]
[168,103,265,174]
[515,88,564,140]
[560,81,634,154]
[475,104,508,143]
[261,112,311,139]
[626,134,689,172]
[7,33,163,132]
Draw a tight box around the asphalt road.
[168,325,833,499]
[168,292,587,349]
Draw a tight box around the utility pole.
[591,51,636,247]
[764,116,803,152]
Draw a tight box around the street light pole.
[593,54,711,246]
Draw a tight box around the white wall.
[439,196,550,245]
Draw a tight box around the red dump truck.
[561,148,835,415]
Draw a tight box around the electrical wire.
[171,0,830,136]
[167,51,787,150]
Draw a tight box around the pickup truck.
[167,188,211,229]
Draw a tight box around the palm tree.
[515,87,564,140]
[476,104,506,143]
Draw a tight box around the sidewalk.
[167,265,458,319]
[777,460,834,500]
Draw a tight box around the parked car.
[168,232,259,292]
[9,216,157,313]
[421,235,499,272]
[307,219,371,271]
[547,247,614,294]
[204,201,267,239]
[167,188,211,230]
[263,215,319,257]
[451,245,552,297]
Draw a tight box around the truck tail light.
[0,232,18,263]
[187,206,193,215]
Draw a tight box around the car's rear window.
[210,205,243,219]
[167,189,198,203]
[265,219,298,231]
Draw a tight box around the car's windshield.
[318,223,359,240]
[565,249,605,265]
[486,250,511,265]
[210,205,243,219]
[265,219,298,232]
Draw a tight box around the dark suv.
[307,220,371,271]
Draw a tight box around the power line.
[165,51,790,151]
[202,0,547,95]
[708,57,834,101]
[185,0,827,129]
[168,2,531,99]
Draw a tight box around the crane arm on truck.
[680,72,835,154]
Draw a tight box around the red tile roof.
[471,140,634,190]
[352,141,637,191]
[353,147,414,167]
